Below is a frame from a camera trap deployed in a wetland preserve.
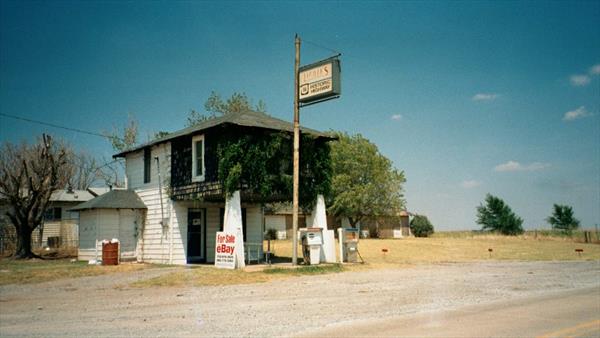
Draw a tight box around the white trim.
[191,134,205,182]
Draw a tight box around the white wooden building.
[75,110,334,265]
[71,189,146,262]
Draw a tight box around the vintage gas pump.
[338,228,359,263]
[299,228,323,265]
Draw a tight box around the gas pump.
[299,228,323,265]
[338,228,359,263]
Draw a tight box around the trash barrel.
[102,241,119,265]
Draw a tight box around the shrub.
[410,215,434,237]
[264,228,278,241]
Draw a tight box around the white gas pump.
[338,228,359,263]
[299,228,323,265]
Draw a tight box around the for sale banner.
[214,232,236,269]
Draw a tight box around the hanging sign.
[299,58,341,104]
[214,232,236,269]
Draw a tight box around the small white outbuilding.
[70,189,147,262]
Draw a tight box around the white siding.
[127,143,185,264]
[78,210,96,249]
[78,209,98,261]
[137,187,184,264]
[78,249,97,262]
[77,209,142,262]
[126,142,171,190]
[118,209,138,257]
[126,151,144,189]
[123,142,266,265]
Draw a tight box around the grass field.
[268,233,600,267]
[2,232,598,287]
[0,259,153,286]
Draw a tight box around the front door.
[187,209,205,263]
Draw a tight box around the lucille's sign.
[298,58,341,104]
[214,232,236,269]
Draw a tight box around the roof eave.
[113,114,337,158]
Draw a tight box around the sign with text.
[214,231,236,269]
[299,58,341,104]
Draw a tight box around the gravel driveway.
[1,261,599,337]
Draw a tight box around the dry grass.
[131,264,346,287]
[268,234,600,269]
[4,232,598,287]
[131,266,279,287]
[0,259,153,286]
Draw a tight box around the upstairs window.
[192,134,205,182]
[143,148,151,184]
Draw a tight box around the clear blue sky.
[1,1,598,230]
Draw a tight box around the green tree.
[476,194,524,235]
[410,214,434,237]
[329,132,406,228]
[547,204,580,234]
[186,91,267,127]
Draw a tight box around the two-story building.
[76,110,333,265]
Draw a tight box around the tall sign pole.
[292,34,301,266]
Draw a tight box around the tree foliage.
[153,131,170,140]
[187,91,267,127]
[217,131,331,210]
[410,214,434,237]
[0,135,72,258]
[101,115,139,187]
[476,194,524,235]
[547,204,580,234]
[328,132,406,228]
[104,114,138,152]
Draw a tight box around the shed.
[71,189,147,262]
[363,211,412,239]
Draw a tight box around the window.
[219,208,247,242]
[192,134,205,182]
[44,207,62,221]
[143,148,151,184]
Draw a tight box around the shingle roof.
[113,110,336,158]
[50,189,95,202]
[87,187,111,197]
[69,189,146,211]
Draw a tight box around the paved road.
[300,287,600,337]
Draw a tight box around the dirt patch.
[1,260,598,337]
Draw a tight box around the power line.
[1,112,127,185]
[0,112,123,142]
[302,38,342,57]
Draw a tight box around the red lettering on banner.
[216,244,235,255]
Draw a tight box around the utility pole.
[292,34,301,265]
